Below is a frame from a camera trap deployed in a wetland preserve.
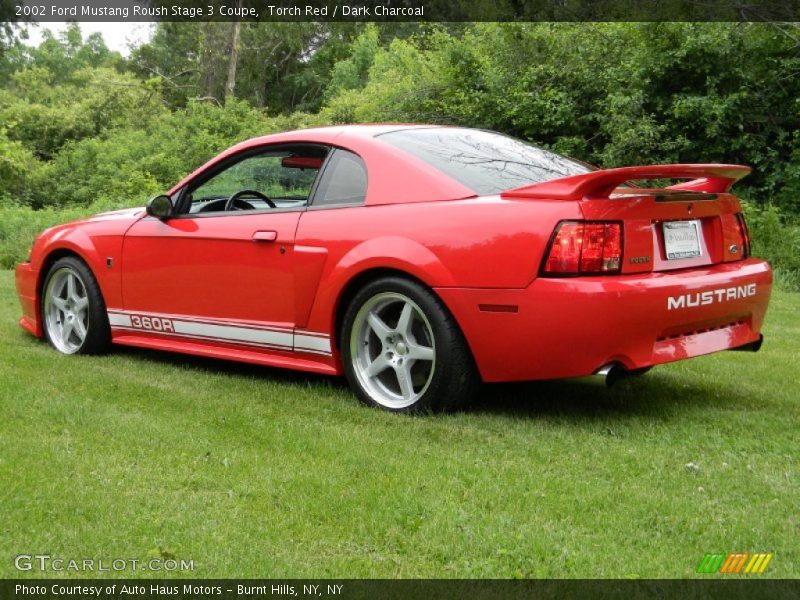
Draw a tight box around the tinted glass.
[378,128,591,195]
[313,150,368,207]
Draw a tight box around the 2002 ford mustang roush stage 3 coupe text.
[15,125,772,412]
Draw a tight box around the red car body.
[15,125,772,387]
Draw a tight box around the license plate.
[663,220,702,260]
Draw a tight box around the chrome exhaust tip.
[594,363,628,388]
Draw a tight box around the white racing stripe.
[108,309,330,355]
[108,312,133,328]
[295,333,332,354]
[177,320,293,347]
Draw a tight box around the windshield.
[378,127,591,195]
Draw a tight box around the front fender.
[32,223,128,311]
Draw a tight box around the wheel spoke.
[56,273,67,293]
[366,355,390,377]
[73,296,89,312]
[396,302,414,338]
[67,274,78,301]
[408,342,434,362]
[61,321,74,343]
[51,296,68,312]
[367,311,392,339]
[73,317,87,342]
[394,363,415,401]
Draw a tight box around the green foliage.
[324,35,440,124]
[0,203,99,269]
[0,66,165,160]
[29,99,320,208]
[130,23,365,113]
[324,25,380,102]
[24,23,125,77]
[0,129,37,201]
[742,202,800,291]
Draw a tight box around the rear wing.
[500,164,751,201]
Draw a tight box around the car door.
[119,145,326,351]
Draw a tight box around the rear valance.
[501,164,751,201]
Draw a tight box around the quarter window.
[312,150,368,208]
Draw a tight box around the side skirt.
[107,309,341,376]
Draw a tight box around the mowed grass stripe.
[0,271,797,578]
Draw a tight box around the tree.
[225,19,242,102]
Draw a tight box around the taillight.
[542,221,623,275]
[735,213,751,258]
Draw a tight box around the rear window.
[378,128,590,195]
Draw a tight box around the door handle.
[252,230,278,242]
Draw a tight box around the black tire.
[41,256,111,355]
[340,276,478,413]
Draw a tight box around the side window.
[185,148,325,214]
[312,150,368,208]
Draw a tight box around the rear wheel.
[341,277,478,413]
[41,256,110,355]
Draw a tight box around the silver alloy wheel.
[43,267,90,354]
[350,292,436,409]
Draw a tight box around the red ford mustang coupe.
[15,125,772,412]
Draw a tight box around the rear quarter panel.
[296,197,580,334]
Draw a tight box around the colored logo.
[696,552,773,575]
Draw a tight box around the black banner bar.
[7,0,800,22]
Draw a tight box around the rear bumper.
[15,262,41,337]
[436,258,772,382]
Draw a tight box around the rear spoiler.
[500,164,751,201]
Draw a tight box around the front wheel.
[341,277,478,413]
[41,256,111,355]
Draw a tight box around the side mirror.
[146,195,173,220]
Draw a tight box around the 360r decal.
[130,315,175,332]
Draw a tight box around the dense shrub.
[0,203,105,269]
[20,100,322,208]
[0,67,165,160]
[0,129,38,202]
[742,202,800,291]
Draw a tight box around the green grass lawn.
[0,270,797,579]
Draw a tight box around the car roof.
[252,123,443,141]
[168,124,478,205]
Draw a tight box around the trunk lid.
[501,164,751,273]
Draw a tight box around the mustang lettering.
[667,284,758,310]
